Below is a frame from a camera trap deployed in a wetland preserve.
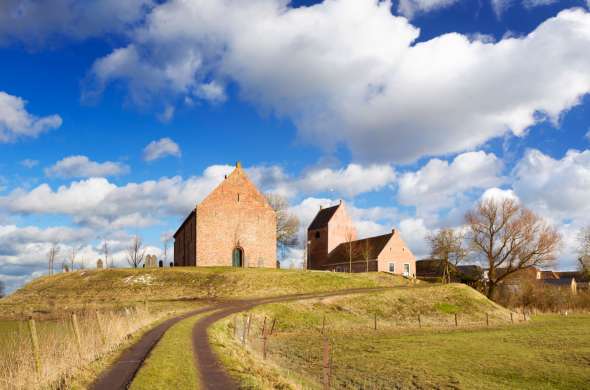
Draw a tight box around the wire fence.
[229,309,530,389]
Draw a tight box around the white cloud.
[0,91,62,142]
[481,187,519,202]
[491,0,512,17]
[195,81,227,103]
[20,159,39,168]
[297,164,396,197]
[158,105,175,123]
[398,218,430,259]
[91,3,590,163]
[512,148,590,220]
[397,0,459,19]
[398,151,504,212]
[45,155,129,178]
[523,0,558,8]
[0,0,154,46]
[143,137,182,161]
[0,165,235,228]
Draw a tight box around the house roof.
[327,233,393,263]
[308,204,340,230]
[543,278,575,286]
[538,270,559,280]
[416,259,453,277]
[556,271,589,282]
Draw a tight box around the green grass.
[130,313,205,390]
[211,288,590,389]
[0,268,406,319]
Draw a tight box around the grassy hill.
[0,267,406,319]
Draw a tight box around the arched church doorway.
[232,247,243,267]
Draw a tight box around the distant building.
[306,201,416,276]
[174,162,277,268]
[416,259,483,287]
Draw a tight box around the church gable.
[198,163,272,211]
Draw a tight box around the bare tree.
[345,226,356,273]
[0,280,5,298]
[127,235,145,268]
[47,243,60,276]
[68,246,80,271]
[578,226,590,278]
[265,194,300,259]
[162,236,172,264]
[465,198,561,298]
[360,239,371,272]
[426,228,467,284]
[101,240,111,269]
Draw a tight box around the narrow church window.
[315,231,320,239]
[237,193,240,202]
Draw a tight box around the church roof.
[328,233,393,262]
[308,204,340,230]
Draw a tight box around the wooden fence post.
[323,337,331,390]
[71,314,83,358]
[510,312,514,324]
[486,313,489,327]
[454,313,458,327]
[262,335,268,360]
[246,314,252,339]
[418,314,421,329]
[322,315,326,334]
[242,315,248,345]
[374,313,377,330]
[270,318,277,335]
[28,318,42,377]
[233,316,238,338]
[261,316,267,337]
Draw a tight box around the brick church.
[174,162,277,268]
[307,201,416,277]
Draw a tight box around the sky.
[1,0,590,293]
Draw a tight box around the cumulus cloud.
[296,164,396,197]
[397,0,460,19]
[1,165,235,228]
[90,2,590,163]
[512,148,590,220]
[143,137,181,161]
[0,91,62,142]
[0,0,154,46]
[45,155,129,178]
[398,151,504,213]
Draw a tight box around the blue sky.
[1,0,590,292]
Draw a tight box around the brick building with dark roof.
[306,201,416,276]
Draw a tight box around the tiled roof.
[308,205,340,230]
[327,233,393,263]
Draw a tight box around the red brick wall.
[195,166,277,268]
[173,211,196,266]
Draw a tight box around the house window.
[315,231,320,239]
[403,263,410,277]
[388,263,395,273]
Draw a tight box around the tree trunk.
[486,282,496,299]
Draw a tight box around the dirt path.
[193,288,388,390]
[91,306,217,390]
[92,287,388,390]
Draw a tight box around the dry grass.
[0,306,172,389]
[0,268,405,320]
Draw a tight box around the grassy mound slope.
[211,287,589,389]
[0,267,406,318]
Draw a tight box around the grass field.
[0,268,405,319]
[211,289,590,389]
